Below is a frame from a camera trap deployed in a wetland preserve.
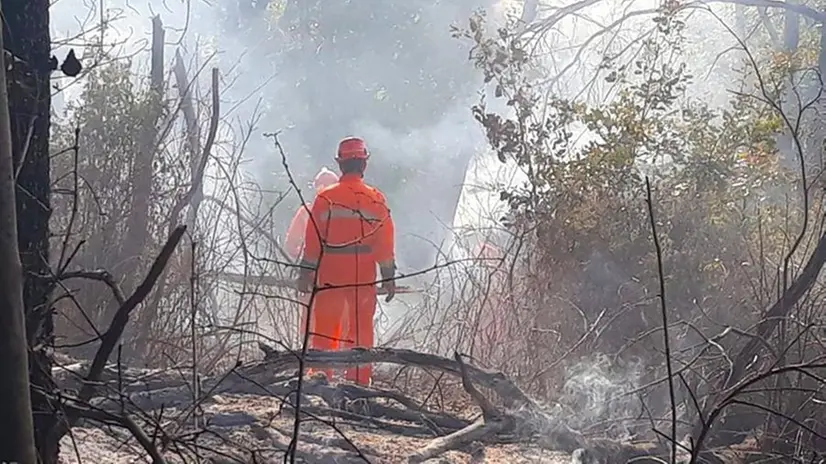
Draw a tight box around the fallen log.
[63,358,467,445]
[256,346,537,411]
[285,403,436,438]
[268,423,382,457]
[93,370,297,411]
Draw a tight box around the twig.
[52,269,126,305]
[56,127,81,274]
[644,177,678,462]
[122,414,168,464]
[173,49,204,228]
[189,238,201,442]
[263,131,322,464]
[213,271,415,295]
[201,193,293,263]
[690,361,826,463]
[136,65,220,355]
[689,229,826,448]
[60,399,168,464]
[12,115,35,181]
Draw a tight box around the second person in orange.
[297,136,397,386]
[284,167,339,345]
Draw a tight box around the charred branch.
[690,230,826,452]
[78,225,187,404]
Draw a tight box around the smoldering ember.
[0,0,824,463]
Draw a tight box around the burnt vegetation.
[2,0,826,463]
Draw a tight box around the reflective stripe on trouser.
[339,288,377,386]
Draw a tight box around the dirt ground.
[57,370,576,464]
[58,393,573,463]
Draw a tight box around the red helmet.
[312,167,338,190]
[336,136,369,161]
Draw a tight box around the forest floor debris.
[58,392,573,463]
[53,346,709,463]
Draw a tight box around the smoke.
[355,104,486,272]
[51,0,496,264]
[548,354,647,439]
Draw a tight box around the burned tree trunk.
[120,15,164,358]
[2,0,57,462]
[0,3,38,462]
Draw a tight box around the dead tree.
[139,64,220,362]
[122,15,165,358]
[0,4,37,462]
[2,0,58,461]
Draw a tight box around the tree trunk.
[173,49,204,230]
[0,3,38,462]
[120,15,164,359]
[2,0,56,462]
[734,4,746,38]
[783,1,800,53]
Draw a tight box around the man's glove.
[380,264,396,303]
[297,267,314,294]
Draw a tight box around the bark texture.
[0,2,37,461]
[2,0,56,461]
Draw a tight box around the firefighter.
[284,167,339,346]
[298,136,396,384]
[284,167,340,261]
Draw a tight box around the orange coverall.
[285,205,313,343]
[285,206,311,262]
[300,173,395,384]
[285,167,339,345]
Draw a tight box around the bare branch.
[79,225,187,403]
